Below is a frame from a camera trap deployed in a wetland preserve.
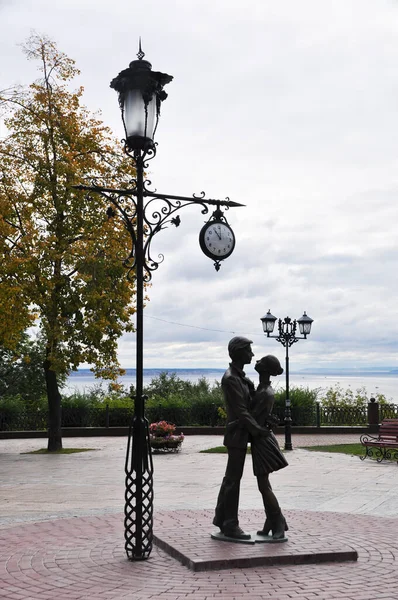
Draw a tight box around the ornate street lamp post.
[74,44,243,561]
[260,310,313,451]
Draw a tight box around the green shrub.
[62,389,100,409]
[380,404,398,419]
[274,386,319,408]
[61,388,100,427]
[145,394,187,426]
[5,368,396,431]
[143,372,191,398]
[103,395,133,408]
[0,395,47,430]
[271,386,318,425]
[187,397,222,426]
[0,335,55,406]
[143,374,225,426]
[319,384,391,408]
[0,395,25,426]
[143,376,320,427]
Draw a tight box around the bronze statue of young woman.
[251,355,289,540]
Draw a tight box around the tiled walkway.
[0,435,397,599]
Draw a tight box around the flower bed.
[149,421,184,453]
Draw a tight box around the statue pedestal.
[153,510,358,572]
[211,531,288,544]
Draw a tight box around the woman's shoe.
[272,514,288,540]
[257,513,288,539]
[256,516,272,536]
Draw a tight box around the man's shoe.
[213,517,225,533]
[223,526,251,540]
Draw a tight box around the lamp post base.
[284,416,293,451]
[124,415,154,560]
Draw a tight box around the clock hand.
[214,227,222,240]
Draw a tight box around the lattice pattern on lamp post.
[124,416,154,560]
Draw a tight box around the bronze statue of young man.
[213,336,269,539]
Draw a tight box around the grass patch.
[22,448,96,455]
[302,443,365,456]
[201,443,364,457]
[201,443,396,461]
[200,446,251,454]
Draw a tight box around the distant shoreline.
[64,368,398,402]
[68,368,398,377]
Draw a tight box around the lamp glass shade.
[110,51,172,152]
[261,310,277,334]
[297,312,313,335]
[123,89,157,144]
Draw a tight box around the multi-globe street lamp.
[75,44,243,561]
[260,310,314,451]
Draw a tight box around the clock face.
[199,221,235,260]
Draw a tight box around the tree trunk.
[44,359,62,451]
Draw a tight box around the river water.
[65,369,398,402]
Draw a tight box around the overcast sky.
[1,0,398,370]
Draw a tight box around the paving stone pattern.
[1,510,398,600]
[0,435,398,599]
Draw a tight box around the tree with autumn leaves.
[0,35,138,450]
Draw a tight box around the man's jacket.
[222,362,264,448]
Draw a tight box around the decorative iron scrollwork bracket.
[73,148,243,281]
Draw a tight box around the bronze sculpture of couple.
[213,336,289,541]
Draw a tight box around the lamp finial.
[137,38,145,61]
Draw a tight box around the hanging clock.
[199,217,236,270]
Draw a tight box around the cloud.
[2,0,398,370]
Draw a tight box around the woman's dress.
[250,383,288,476]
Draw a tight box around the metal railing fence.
[0,402,397,431]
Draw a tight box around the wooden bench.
[360,419,398,463]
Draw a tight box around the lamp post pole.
[130,149,146,559]
[260,310,314,451]
[75,44,243,561]
[284,335,292,451]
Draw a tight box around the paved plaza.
[0,434,398,599]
